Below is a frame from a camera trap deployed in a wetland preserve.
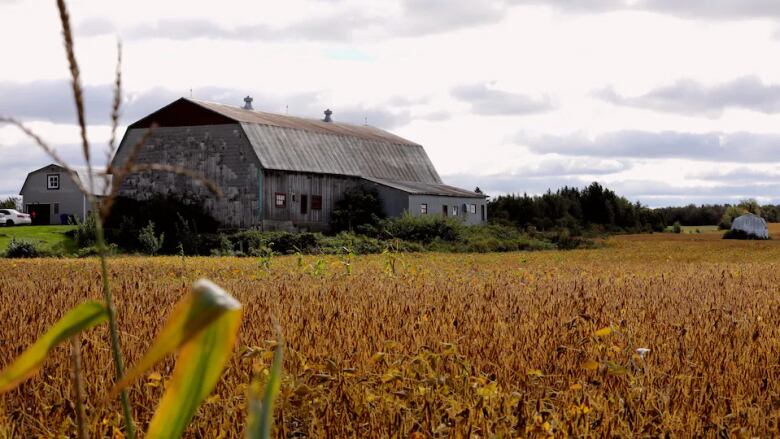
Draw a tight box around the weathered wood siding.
[262,170,361,231]
[113,124,262,228]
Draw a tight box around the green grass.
[0,225,76,254]
[665,225,721,234]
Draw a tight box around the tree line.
[657,200,780,229]
[488,182,666,234]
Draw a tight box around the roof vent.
[243,95,253,110]
[323,108,333,122]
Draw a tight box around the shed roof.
[363,177,485,198]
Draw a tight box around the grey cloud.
[596,76,780,117]
[451,82,554,115]
[443,173,588,198]
[608,179,780,206]
[0,141,93,195]
[78,0,507,42]
[0,80,416,130]
[76,17,117,37]
[418,111,451,122]
[442,158,629,197]
[395,0,507,35]
[329,106,412,130]
[688,167,780,183]
[85,15,368,42]
[444,172,780,207]
[511,0,780,20]
[521,130,780,162]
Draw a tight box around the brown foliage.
[2,232,780,437]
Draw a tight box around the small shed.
[731,213,769,239]
[19,164,111,225]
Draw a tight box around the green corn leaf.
[0,301,108,393]
[247,335,284,439]
[111,279,242,439]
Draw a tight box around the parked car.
[0,209,32,226]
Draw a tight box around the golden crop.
[2,229,780,437]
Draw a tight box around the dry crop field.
[2,227,780,437]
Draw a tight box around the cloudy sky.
[2,0,780,206]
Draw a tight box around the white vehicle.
[0,209,32,226]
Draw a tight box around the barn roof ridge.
[184,97,418,146]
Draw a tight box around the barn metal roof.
[189,99,418,146]
[363,177,485,198]
[241,123,442,183]
[125,97,449,185]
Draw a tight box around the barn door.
[300,194,308,215]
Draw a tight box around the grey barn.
[111,97,487,230]
[19,164,109,225]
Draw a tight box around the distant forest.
[656,200,779,228]
[488,182,777,233]
[487,182,666,234]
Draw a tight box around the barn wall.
[408,195,488,225]
[362,181,410,218]
[113,124,262,228]
[261,170,363,231]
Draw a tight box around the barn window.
[469,204,477,214]
[311,195,322,210]
[420,203,428,214]
[54,203,59,214]
[452,205,458,216]
[47,174,60,190]
[275,193,286,208]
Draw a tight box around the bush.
[672,221,682,234]
[138,221,165,255]
[66,214,98,248]
[76,243,120,258]
[105,195,219,254]
[330,187,385,233]
[380,213,462,244]
[5,239,39,258]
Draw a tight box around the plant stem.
[69,335,87,439]
[94,214,136,439]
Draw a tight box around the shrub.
[330,187,385,233]
[67,214,98,248]
[105,195,219,254]
[5,238,39,258]
[380,213,461,244]
[138,221,165,255]
[672,221,682,234]
[76,243,119,258]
